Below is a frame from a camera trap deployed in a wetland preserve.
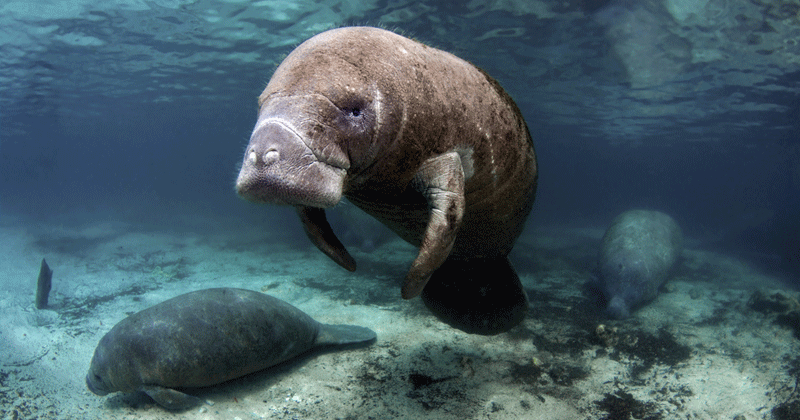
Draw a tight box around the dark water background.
[1,0,798,283]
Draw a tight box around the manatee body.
[598,210,683,319]
[86,288,375,410]
[235,26,538,335]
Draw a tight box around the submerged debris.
[611,328,692,374]
[408,373,455,390]
[748,290,800,339]
[748,290,800,314]
[772,399,800,420]
[595,323,619,347]
[595,390,660,420]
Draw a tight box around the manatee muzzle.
[86,372,109,396]
[236,119,345,208]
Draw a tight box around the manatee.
[235,26,538,335]
[598,209,683,319]
[86,288,376,410]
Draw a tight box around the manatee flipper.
[421,257,528,335]
[403,152,466,299]
[297,206,356,271]
[316,324,377,346]
[141,385,202,411]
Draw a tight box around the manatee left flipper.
[402,151,466,299]
[297,206,356,271]
[141,385,202,411]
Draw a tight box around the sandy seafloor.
[1,213,799,420]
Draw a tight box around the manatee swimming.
[235,26,538,335]
[598,209,684,319]
[86,288,376,410]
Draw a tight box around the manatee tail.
[316,324,377,347]
[421,257,528,335]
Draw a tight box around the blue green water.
[1,1,799,418]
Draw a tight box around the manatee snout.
[606,296,632,319]
[86,373,107,396]
[600,256,645,319]
[236,118,346,207]
[604,285,644,319]
[86,345,113,396]
[86,366,112,396]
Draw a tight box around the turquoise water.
[1,1,798,419]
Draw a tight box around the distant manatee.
[598,210,683,319]
[86,288,376,410]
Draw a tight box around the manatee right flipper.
[403,151,467,300]
[421,257,528,335]
[297,206,356,271]
[140,385,202,411]
[315,324,377,346]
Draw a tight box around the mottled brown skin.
[236,27,537,334]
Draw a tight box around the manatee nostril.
[247,148,280,167]
[263,149,279,165]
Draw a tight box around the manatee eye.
[337,101,371,134]
[93,373,104,385]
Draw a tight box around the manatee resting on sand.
[598,210,683,319]
[86,288,376,410]
[235,26,537,335]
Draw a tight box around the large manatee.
[235,26,538,335]
[86,288,375,410]
[598,209,683,319]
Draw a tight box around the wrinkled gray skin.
[598,210,683,319]
[86,288,375,410]
[235,27,537,334]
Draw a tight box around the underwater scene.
[1,1,799,419]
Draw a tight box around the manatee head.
[235,28,397,208]
[600,255,647,319]
[86,343,115,396]
[236,98,349,207]
[86,331,144,396]
[234,97,351,207]
[600,251,646,285]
